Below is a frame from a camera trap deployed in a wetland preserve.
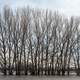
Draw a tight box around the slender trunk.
[41,45,43,75]
[45,47,48,75]
[38,52,40,75]
[16,42,19,75]
[3,42,7,75]
[24,44,27,75]
[9,47,13,75]
[34,50,37,75]
[51,55,55,75]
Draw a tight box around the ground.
[0,76,80,80]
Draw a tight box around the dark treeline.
[0,6,80,76]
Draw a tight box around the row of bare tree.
[0,6,80,76]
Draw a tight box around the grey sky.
[0,0,80,16]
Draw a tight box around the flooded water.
[0,76,80,80]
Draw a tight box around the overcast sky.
[0,0,80,16]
